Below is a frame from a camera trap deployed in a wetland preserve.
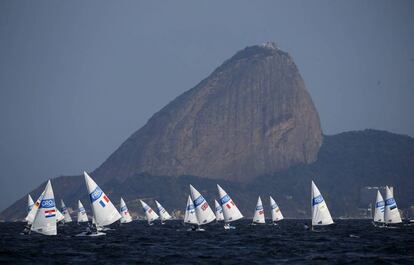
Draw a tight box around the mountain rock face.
[95,42,322,182]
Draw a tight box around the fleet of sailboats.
[21,175,408,236]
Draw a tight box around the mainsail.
[311,180,334,226]
[31,180,57,235]
[60,200,72,223]
[217,184,243,224]
[77,200,89,223]
[25,194,34,223]
[373,190,385,223]
[252,196,265,224]
[189,184,216,225]
[184,195,198,225]
[140,200,159,224]
[155,200,172,223]
[119,198,133,224]
[26,190,45,225]
[214,200,224,221]
[269,196,284,223]
[84,172,121,227]
[384,186,402,224]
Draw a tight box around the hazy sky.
[0,1,413,211]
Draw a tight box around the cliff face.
[95,42,323,182]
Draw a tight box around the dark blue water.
[0,220,413,264]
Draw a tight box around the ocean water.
[0,220,413,264]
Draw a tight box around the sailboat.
[30,180,57,235]
[270,196,284,225]
[384,186,402,225]
[119,198,133,224]
[60,199,72,224]
[373,190,385,227]
[252,196,265,224]
[25,190,45,226]
[77,200,89,223]
[155,200,172,224]
[214,200,224,222]
[140,200,159,225]
[217,184,243,229]
[311,180,334,229]
[184,195,198,229]
[24,194,35,223]
[189,184,216,231]
[81,171,121,236]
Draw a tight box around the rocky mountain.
[94,42,322,183]
[2,43,413,221]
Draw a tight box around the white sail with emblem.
[384,186,402,224]
[26,190,45,225]
[119,197,132,224]
[270,196,284,223]
[252,196,265,224]
[84,171,121,227]
[214,200,224,221]
[155,200,172,223]
[31,180,57,235]
[60,199,72,223]
[189,184,216,225]
[217,184,243,223]
[311,180,334,226]
[373,190,385,223]
[77,200,88,223]
[24,194,34,223]
[184,195,198,225]
[140,200,159,224]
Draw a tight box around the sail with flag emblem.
[184,195,198,225]
[373,190,385,223]
[31,180,57,235]
[189,184,216,226]
[217,184,243,225]
[270,196,284,223]
[140,200,159,225]
[252,196,265,224]
[60,200,72,223]
[77,200,88,223]
[26,190,45,225]
[84,171,121,227]
[119,198,132,224]
[155,200,172,223]
[384,186,402,224]
[25,194,34,223]
[214,200,224,221]
[311,180,334,226]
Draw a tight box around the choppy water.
[0,220,413,264]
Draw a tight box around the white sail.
[140,200,159,224]
[270,196,284,222]
[384,186,402,224]
[119,198,133,224]
[373,190,385,223]
[155,200,172,222]
[26,190,45,225]
[25,194,34,222]
[60,200,72,223]
[77,200,89,223]
[84,172,121,227]
[311,180,334,226]
[214,200,224,221]
[55,208,65,223]
[252,196,265,224]
[31,180,57,235]
[189,184,216,225]
[184,195,198,224]
[217,184,243,223]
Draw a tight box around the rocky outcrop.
[95,42,323,182]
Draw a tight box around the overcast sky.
[0,0,413,211]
